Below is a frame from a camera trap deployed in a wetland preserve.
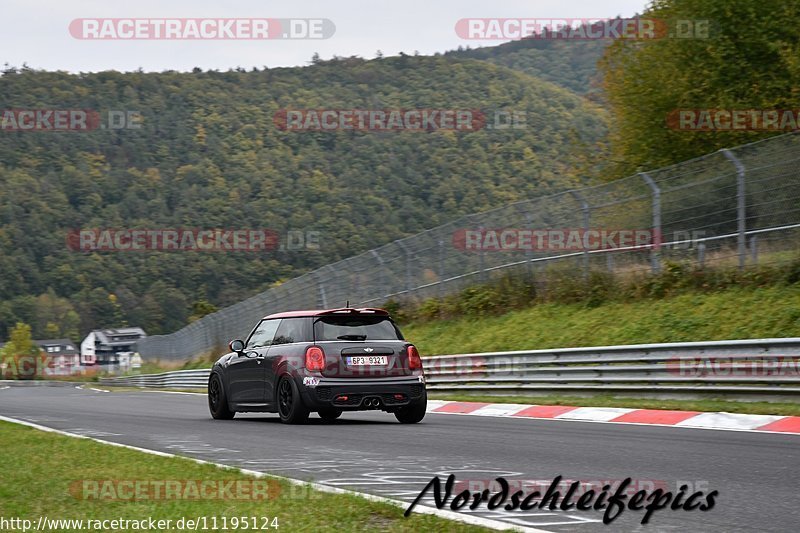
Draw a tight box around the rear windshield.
[314,315,403,341]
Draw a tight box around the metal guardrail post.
[639,172,662,274]
[722,149,747,270]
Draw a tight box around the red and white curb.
[426,400,800,435]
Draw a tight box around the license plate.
[346,355,388,366]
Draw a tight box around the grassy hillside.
[403,284,800,355]
[0,56,607,340]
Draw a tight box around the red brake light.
[305,346,325,371]
[407,344,422,370]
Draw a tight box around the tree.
[599,0,800,176]
[1,322,41,379]
[189,300,219,322]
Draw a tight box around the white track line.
[0,414,547,532]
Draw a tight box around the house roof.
[93,327,146,345]
[35,338,78,348]
[0,339,79,356]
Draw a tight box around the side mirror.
[229,339,245,354]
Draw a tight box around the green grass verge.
[0,421,488,532]
[428,393,800,417]
[404,285,800,355]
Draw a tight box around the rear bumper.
[298,376,426,412]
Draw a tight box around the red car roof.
[263,307,389,320]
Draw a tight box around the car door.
[227,319,280,404]
[264,317,312,403]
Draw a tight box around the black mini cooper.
[208,308,427,424]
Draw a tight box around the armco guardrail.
[101,338,800,400]
[99,369,211,389]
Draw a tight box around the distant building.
[35,339,80,372]
[80,327,146,366]
[0,338,80,376]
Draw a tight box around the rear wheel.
[394,396,427,424]
[208,374,235,420]
[318,409,342,422]
[277,376,309,424]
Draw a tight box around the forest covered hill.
[0,52,607,340]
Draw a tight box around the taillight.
[305,346,325,371]
[407,344,422,370]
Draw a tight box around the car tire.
[277,376,309,424]
[208,373,235,420]
[318,409,342,422]
[394,395,427,424]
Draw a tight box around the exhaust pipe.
[364,397,381,408]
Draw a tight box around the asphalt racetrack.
[1,385,797,532]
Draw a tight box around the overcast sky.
[3,0,649,73]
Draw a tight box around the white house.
[80,327,146,368]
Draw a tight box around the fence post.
[722,149,747,270]
[750,235,758,265]
[438,239,445,297]
[316,276,328,309]
[639,172,662,274]
[698,242,706,268]
[370,249,387,298]
[569,190,590,280]
[395,240,413,294]
[478,225,487,282]
[524,212,534,276]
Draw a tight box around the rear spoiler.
[318,307,389,316]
